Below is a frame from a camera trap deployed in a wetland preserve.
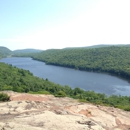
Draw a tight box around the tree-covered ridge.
[0,62,59,93]
[13,49,43,54]
[31,46,130,80]
[0,46,12,58]
[0,46,42,58]
[0,62,130,110]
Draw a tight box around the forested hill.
[13,49,43,54]
[0,46,12,58]
[31,46,130,80]
[0,46,43,58]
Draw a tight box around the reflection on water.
[114,85,130,96]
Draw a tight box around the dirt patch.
[10,94,48,102]
[79,109,92,117]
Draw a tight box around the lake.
[1,57,130,96]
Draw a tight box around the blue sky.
[0,0,130,50]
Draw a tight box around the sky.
[0,0,130,50]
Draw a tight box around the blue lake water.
[1,57,130,96]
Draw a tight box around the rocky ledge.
[0,91,130,130]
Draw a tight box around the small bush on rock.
[0,93,10,102]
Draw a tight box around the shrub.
[55,90,66,97]
[0,93,10,102]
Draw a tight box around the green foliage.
[0,62,61,94]
[78,99,87,103]
[55,90,66,97]
[26,46,130,81]
[2,85,13,90]
[103,95,130,110]
[0,62,130,111]
[0,93,10,102]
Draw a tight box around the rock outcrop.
[0,91,130,130]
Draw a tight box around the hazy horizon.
[1,44,130,51]
[0,0,130,50]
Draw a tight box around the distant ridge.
[64,44,130,49]
[0,46,12,58]
[13,49,43,54]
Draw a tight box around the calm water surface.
[1,57,130,96]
